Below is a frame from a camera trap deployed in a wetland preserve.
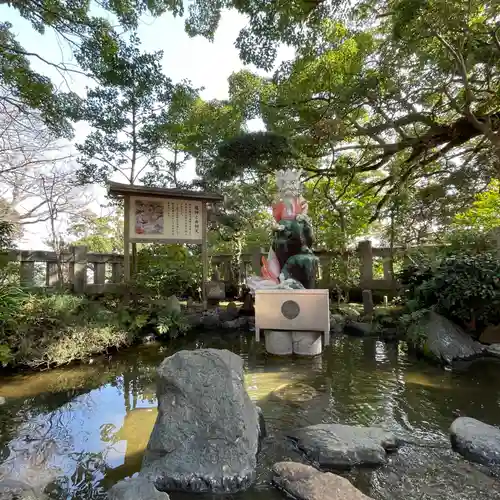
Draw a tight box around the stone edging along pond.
[180,301,500,368]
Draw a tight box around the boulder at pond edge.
[450,417,500,466]
[407,311,485,365]
[287,423,399,468]
[141,349,260,493]
[272,462,373,500]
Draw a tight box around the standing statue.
[257,169,319,290]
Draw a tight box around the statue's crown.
[276,169,301,190]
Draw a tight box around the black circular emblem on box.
[281,300,300,320]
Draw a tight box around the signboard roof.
[108,182,224,203]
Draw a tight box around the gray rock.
[164,295,181,315]
[222,317,248,330]
[486,344,500,358]
[371,444,500,500]
[199,311,222,329]
[108,477,169,500]
[141,349,260,493]
[330,314,345,334]
[288,423,399,468]
[344,321,373,337]
[225,302,239,320]
[407,311,485,365]
[450,417,500,466]
[0,480,39,500]
[184,312,203,328]
[272,462,373,500]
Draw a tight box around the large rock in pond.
[287,424,399,468]
[108,477,169,500]
[407,311,485,365]
[272,462,373,500]
[450,417,500,466]
[141,349,260,493]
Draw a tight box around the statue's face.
[276,169,302,197]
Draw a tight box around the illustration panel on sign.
[135,199,164,235]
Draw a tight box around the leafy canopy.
[1,0,176,136]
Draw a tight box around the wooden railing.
[1,240,416,294]
[211,240,411,291]
[2,246,124,294]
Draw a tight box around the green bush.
[398,251,500,329]
[1,293,133,368]
[135,244,202,298]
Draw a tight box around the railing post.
[19,259,34,287]
[383,257,392,281]
[46,262,59,287]
[358,240,373,289]
[111,262,123,283]
[94,262,106,286]
[72,245,88,294]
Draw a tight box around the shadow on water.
[0,334,499,499]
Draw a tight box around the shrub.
[154,310,190,339]
[1,293,134,368]
[135,244,202,298]
[397,251,500,329]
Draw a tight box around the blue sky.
[1,5,293,247]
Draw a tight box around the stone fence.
[1,240,418,295]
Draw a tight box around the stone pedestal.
[265,330,293,356]
[292,331,322,356]
[265,331,322,357]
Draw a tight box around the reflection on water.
[0,335,499,499]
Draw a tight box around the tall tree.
[1,0,176,136]
[190,0,500,223]
[75,33,181,186]
[140,82,200,188]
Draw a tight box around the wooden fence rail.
[1,240,418,295]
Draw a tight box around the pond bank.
[0,334,498,499]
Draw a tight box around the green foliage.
[155,310,190,339]
[140,82,200,188]
[0,221,17,250]
[67,209,124,253]
[214,132,297,180]
[451,179,500,234]
[2,0,174,136]
[177,0,500,227]
[135,244,202,298]
[398,252,500,329]
[0,288,194,369]
[75,33,187,186]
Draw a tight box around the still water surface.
[0,334,499,499]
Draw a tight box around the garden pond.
[0,334,499,499]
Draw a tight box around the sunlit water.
[0,334,499,499]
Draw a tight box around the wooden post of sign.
[124,196,131,281]
[201,202,208,309]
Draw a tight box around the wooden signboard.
[108,182,223,305]
[130,196,204,244]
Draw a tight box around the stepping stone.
[272,462,373,500]
[450,417,500,466]
[288,423,399,468]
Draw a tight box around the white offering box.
[255,289,330,346]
